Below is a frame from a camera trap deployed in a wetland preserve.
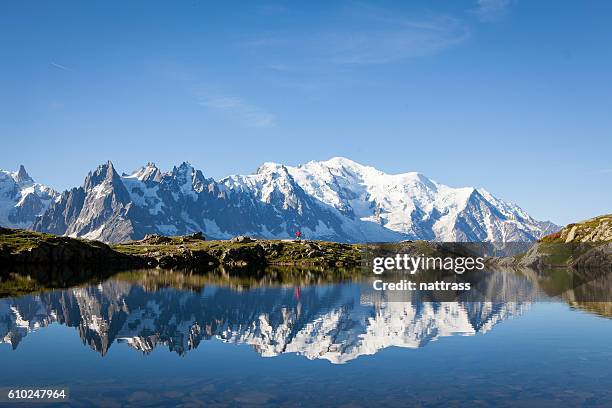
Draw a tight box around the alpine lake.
[1,264,611,407]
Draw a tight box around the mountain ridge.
[0,157,559,243]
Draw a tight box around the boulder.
[307,249,324,258]
[188,231,206,240]
[221,244,266,266]
[158,254,181,269]
[141,234,172,244]
[230,235,256,243]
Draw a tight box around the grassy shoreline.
[0,228,364,269]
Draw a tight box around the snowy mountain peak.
[321,156,365,168]
[0,166,58,229]
[285,157,556,241]
[126,162,162,183]
[255,161,289,176]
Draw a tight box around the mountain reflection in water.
[0,267,610,364]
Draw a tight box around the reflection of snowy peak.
[0,278,532,363]
[29,157,558,243]
[0,165,58,229]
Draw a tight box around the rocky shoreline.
[3,216,611,273]
[114,233,364,269]
[0,228,138,268]
[489,214,612,270]
[0,228,363,270]
[489,241,612,271]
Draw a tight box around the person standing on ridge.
[295,229,302,241]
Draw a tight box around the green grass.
[0,228,58,252]
[0,227,109,254]
[535,242,578,264]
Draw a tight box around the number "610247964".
[7,389,67,399]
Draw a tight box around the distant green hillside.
[540,214,612,243]
[500,214,612,269]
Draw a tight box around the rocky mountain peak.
[84,161,123,191]
[127,162,162,183]
[173,161,194,174]
[15,165,32,183]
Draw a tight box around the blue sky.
[1,0,610,225]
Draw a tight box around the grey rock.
[230,235,255,243]
[188,231,205,240]
[141,234,172,244]
[15,165,32,183]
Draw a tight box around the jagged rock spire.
[84,160,119,189]
[15,165,32,183]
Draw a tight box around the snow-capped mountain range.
[0,157,559,243]
[0,278,533,363]
[0,165,58,229]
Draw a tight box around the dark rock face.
[8,192,43,224]
[33,187,86,235]
[571,243,612,270]
[0,237,139,269]
[188,232,205,240]
[221,244,266,267]
[15,165,32,183]
[490,241,612,271]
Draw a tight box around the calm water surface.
[1,268,611,407]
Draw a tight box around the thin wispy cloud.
[327,17,469,65]
[199,93,276,129]
[242,7,470,67]
[158,63,277,129]
[50,62,73,71]
[472,0,514,22]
